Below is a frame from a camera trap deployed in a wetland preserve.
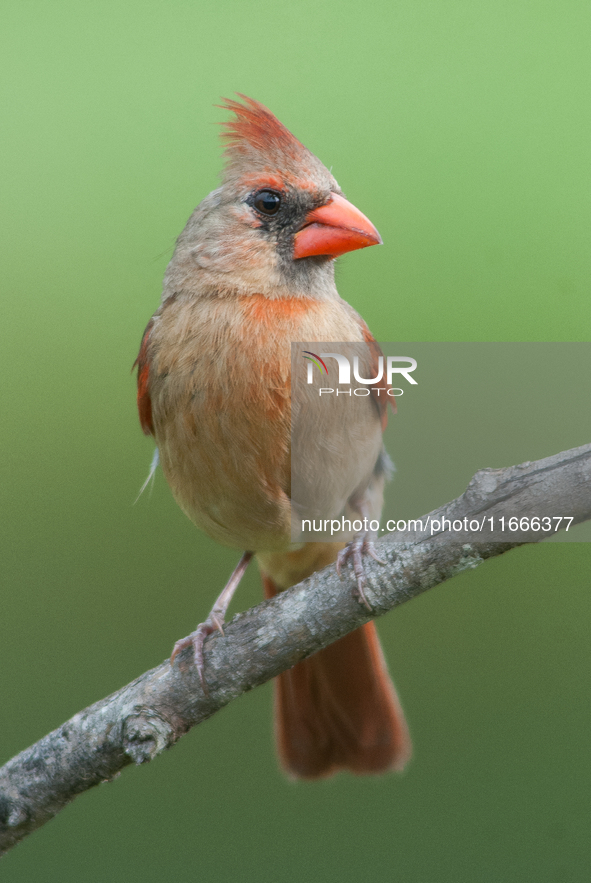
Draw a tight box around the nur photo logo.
[303,350,418,396]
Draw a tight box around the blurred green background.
[1,0,590,879]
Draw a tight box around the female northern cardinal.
[135,96,411,778]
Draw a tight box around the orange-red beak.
[293,192,382,259]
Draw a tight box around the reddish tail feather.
[262,574,411,779]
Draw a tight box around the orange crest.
[219,94,305,160]
[218,94,328,187]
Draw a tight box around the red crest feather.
[219,94,306,159]
[218,94,327,185]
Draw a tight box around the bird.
[134,95,411,778]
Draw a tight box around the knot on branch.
[0,797,27,830]
[122,710,174,765]
[463,467,501,502]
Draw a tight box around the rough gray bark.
[1,443,590,855]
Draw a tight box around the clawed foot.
[169,551,253,694]
[336,534,385,611]
[170,614,226,692]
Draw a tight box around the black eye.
[253,190,281,215]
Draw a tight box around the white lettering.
[319,353,351,384]
[353,355,384,384]
[387,357,418,385]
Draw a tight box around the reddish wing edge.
[133,319,155,436]
[358,321,395,431]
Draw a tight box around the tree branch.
[1,443,590,855]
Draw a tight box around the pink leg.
[336,504,385,611]
[171,551,253,690]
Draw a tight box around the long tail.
[261,570,411,779]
